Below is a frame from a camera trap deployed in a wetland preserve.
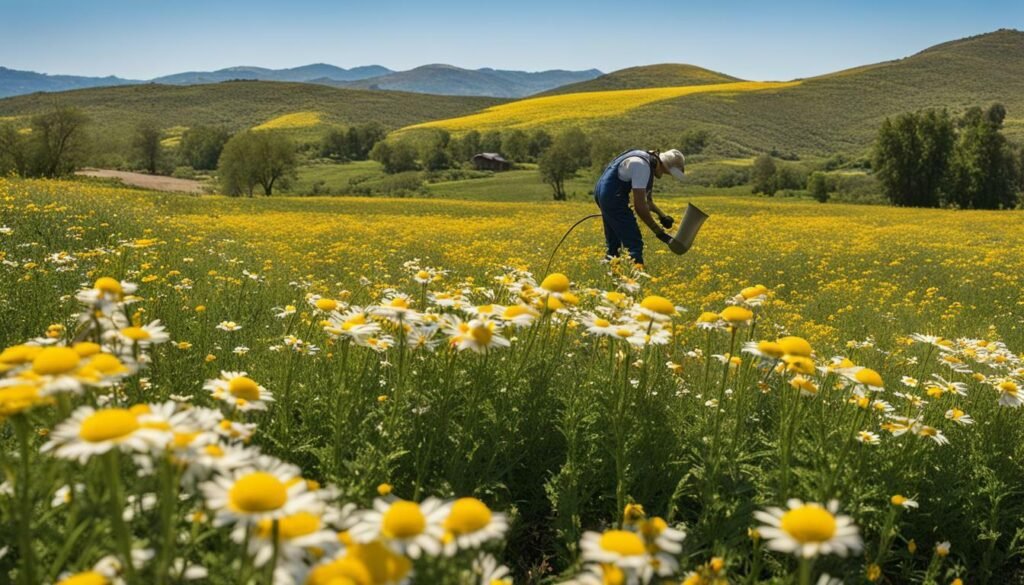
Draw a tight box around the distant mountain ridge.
[322,64,604,98]
[0,63,603,99]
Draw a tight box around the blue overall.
[594,149,656,265]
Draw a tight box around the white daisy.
[204,371,274,412]
[753,499,862,558]
[42,406,171,463]
[349,497,448,559]
[579,529,648,571]
[200,456,319,528]
[441,497,508,555]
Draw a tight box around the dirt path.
[76,168,208,194]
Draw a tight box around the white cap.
[659,149,686,181]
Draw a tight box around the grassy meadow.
[3,177,1024,584]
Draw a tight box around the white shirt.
[617,156,651,190]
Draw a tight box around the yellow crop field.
[403,81,801,132]
[253,111,323,131]
[3,178,1024,584]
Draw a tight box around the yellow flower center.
[697,311,720,323]
[503,305,532,318]
[32,347,81,375]
[93,277,123,297]
[348,541,412,583]
[381,501,426,539]
[477,304,495,314]
[741,285,768,299]
[316,298,338,311]
[79,409,140,443]
[890,495,907,506]
[388,297,409,309]
[72,342,102,357]
[640,295,675,316]
[57,571,109,585]
[779,505,837,543]
[999,380,1018,395]
[855,368,884,387]
[720,306,753,324]
[203,444,224,457]
[306,556,373,585]
[593,318,611,328]
[777,336,812,357]
[444,497,492,535]
[88,353,127,375]
[229,472,288,513]
[120,326,151,341]
[598,530,645,556]
[470,324,493,346]
[416,270,430,280]
[258,511,321,540]
[605,291,626,304]
[757,341,785,358]
[600,563,625,585]
[540,273,570,293]
[228,376,261,401]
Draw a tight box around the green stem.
[14,416,36,585]
[103,451,137,582]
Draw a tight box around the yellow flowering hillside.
[2,178,1024,585]
[404,81,800,133]
[253,111,323,131]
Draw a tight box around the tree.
[451,130,481,163]
[588,133,626,177]
[218,131,297,196]
[0,123,31,176]
[948,104,1019,209]
[539,144,577,201]
[679,129,710,155]
[558,127,591,168]
[751,154,777,196]
[132,120,163,174]
[872,109,955,207]
[370,141,419,174]
[527,129,552,160]
[807,171,831,203]
[480,131,502,153]
[501,130,530,162]
[28,107,89,177]
[180,126,230,170]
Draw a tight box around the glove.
[656,232,672,244]
[658,215,674,229]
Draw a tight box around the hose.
[542,214,602,277]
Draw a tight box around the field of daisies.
[2,178,1024,585]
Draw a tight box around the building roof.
[472,152,508,162]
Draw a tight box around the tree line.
[872,103,1022,209]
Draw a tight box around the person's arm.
[646,192,666,218]
[632,188,666,235]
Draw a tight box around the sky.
[1,0,1022,80]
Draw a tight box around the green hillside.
[0,81,503,158]
[541,63,741,95]
[591,29,1024,157]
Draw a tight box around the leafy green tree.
[180,126,230,170]
[872,109,955,207]
[349,122,386,160]
[132,120,163,174]
[451,130,481,163]
[527,129,552,160]
[948,104,1019,209]
[751,154,777,196]
[679,129,710,155]
[807,171,831,203]
[218,130,297,196]
[588,133,626,178]
[0,123,30,176]
[320,128,350,161]
[558,127,591,168]
[501,130,530,162]
[539,144,577,201]
[480,131,502,153]
[27,106,89,177]
[370,141,419,174]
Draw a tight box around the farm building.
[471,152,512,171]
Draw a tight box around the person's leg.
[610,208,644,265]
[596,196,621,260]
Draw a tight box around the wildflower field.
[2,177,1024,585]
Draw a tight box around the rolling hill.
[540,64,741,95]
[0,81,504,159]
[321,64,603,98]
[409,29,1024,158]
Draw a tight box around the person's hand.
[658,215,674,229]
[656,232,672,244]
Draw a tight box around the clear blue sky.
[1,0,1021,80]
